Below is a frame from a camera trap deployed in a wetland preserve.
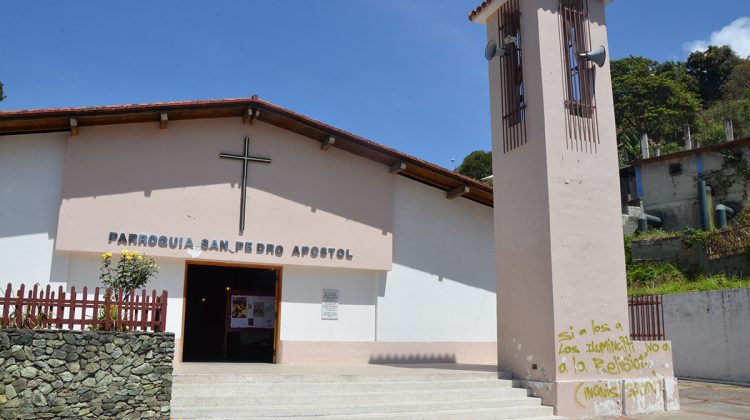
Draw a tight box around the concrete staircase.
[170,364,563,419]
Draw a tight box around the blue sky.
[1,1,748,168]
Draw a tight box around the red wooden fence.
[628,295,664,340]
[0,283,167,332]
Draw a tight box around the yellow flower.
[121,250,130,255]
[137,255,143,260]
[100,252,112,260]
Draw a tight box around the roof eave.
[0,97,495,207]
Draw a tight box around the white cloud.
[683,17,750,57]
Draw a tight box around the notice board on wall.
[321,288,339,320]
[226,291,276,331]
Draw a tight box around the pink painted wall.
[490,0,634,383]
[482,0,679,416]
[56,118,393,270]
[540,0,634,384]
[488,1,556,384]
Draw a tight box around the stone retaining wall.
[631,237,749,276]
[0,329,174,419]
[631,236,703,273]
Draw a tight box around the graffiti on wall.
[557,320,670,376]
[556,320,671,411]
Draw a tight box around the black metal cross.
[220,136,271,235]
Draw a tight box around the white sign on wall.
[322,289,339,320]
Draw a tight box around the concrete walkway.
[624,380,750,420]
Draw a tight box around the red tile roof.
[468,0,494,22]
[469,0,613,22]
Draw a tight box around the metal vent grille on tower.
[560,0,601,151]
[495,0,526,153]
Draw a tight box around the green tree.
[617,132,641,165]
[0,81,4,101]
[723,62,750,100]
[686,45,744,104]
[611,56,702,147]
[455,150,492,181]
[656,60,700,95]
[695,98,750,145]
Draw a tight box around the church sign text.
[107,231,354,261]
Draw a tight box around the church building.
[2,0,686,415]
[0,97,497,365]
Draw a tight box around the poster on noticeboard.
[229,294,276,329]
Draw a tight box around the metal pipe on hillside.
[698,179,711,231]
[715,204,736,229]
[638,213,663,233]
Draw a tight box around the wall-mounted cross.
[220,136,271,235]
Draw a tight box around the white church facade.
[0,97,498,365]
[1,0,687,415]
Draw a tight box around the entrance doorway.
[182,262,281,363]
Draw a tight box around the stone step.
[171,387,532,406]
[170,398,554,418]
[171,378,517,394]
[172,371,502,384]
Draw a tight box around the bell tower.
[470,0,680,417]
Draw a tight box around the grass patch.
[627,262,685,290]
[631,229,683,241]
[628,272,750,297]
[624,228,750,296]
